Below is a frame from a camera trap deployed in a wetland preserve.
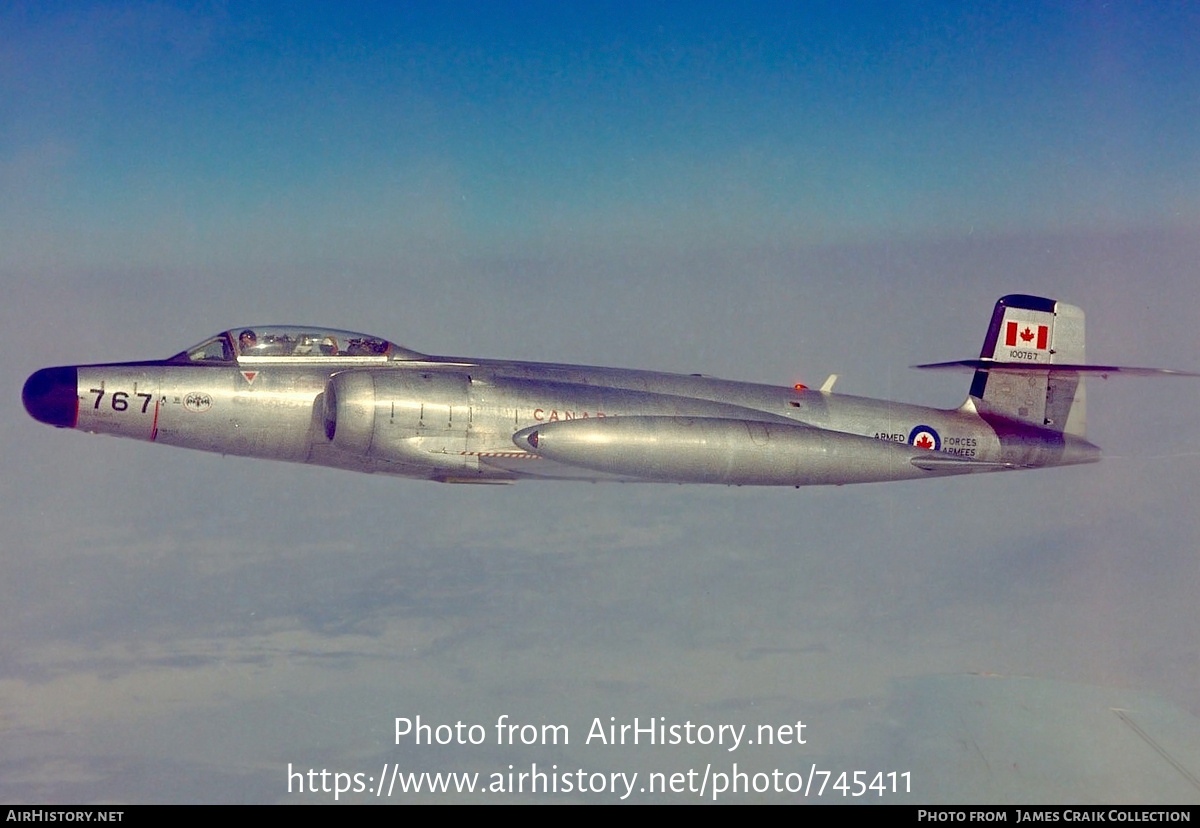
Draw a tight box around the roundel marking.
[908,424,940,451]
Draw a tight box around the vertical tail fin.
[969,294,1086,436]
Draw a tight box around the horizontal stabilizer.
[915,359,1199,377]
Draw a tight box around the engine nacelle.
[322,370,474,468]
[323,370,377,454]
[513,415,947,485]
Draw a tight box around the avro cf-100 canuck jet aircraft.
[22,295,1192,486]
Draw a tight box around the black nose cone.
[23,366,78,428]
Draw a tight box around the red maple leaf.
[915,435,933,449]
[1020,326,1035,342]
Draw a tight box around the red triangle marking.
[241,371,258,384]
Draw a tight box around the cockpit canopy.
[171,327,426,364]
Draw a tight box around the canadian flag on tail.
[1005,320,1049,350]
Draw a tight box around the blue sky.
[4,2,1199,273]
[3,2,1200,803]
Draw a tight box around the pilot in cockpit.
[238,329,258,354]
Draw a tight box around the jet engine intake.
[320,369,478,473]
[323,371,377,455]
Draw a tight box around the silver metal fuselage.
[46,349,1097,486]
